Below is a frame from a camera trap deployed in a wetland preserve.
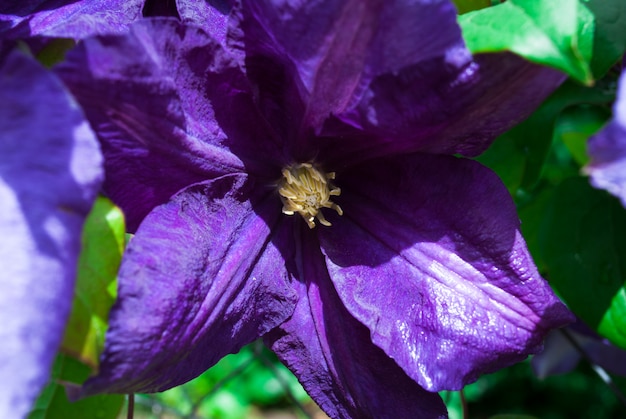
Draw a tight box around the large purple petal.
[0,51,102,417]
[239,0,464,133]
[319,153,573,391]
[55,18,285,231]
[266,225,446,419]
[0,0,144,39]
[319,53,565,168]
[585,70,626,207]
[83,174,297,395]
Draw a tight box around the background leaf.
[540,177,626,349]
[585,0,626,78]
[28,354,123,419]
[61,196,125,367]
[478,78,614,194]
[459,0,595,84]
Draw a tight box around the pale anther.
[278,163,343,228]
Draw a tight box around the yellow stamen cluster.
[278,163,343,228]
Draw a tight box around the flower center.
[278,163,343,228]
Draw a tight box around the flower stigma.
[278,162,343,228]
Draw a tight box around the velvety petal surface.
[266,225,446,419]
[586,70,626,207]
[0,51,102,417]
[83,174,297,395]
[318,53,565,168]
[319,153,573,391]
[238,0,466,135]
[0,0,144,39]
[176,0,231,44]
[55,18,286,231]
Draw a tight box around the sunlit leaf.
[61,196,125,367]
[459,0,594,84]
[598,287,626,350]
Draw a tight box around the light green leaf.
[460,0,594,84]
[61,196,125,367]
[598,287,626,349]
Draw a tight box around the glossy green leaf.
[29,354,123,419]
[61,196,125,367]
[460,0,594,84]
[585,0,626,78]
[540,177,626,349]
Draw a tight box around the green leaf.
[540,177,626,347]
[478,79,614,193]
[598,287,626,349]
[35,38,75,68]
[517,185,556,272]
[453,0,491,15]
[460,0,595,84]
[554,105,610,166]
[585,0,626,78]
[29,354,123,419]
[61,196,125,367]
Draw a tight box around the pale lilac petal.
[319,53,565,167]
[266,227,446,419]
[0,0,144,39]
[0,51,102,417]
[83,175,297,394]
[532,322,626,379]
[239,0,465,134]
[586,70,626,207]
[319,154,573,391]
[55,18,285,231]
[531,329,581,378]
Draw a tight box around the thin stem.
[459,388,468,419]
[253,341,313,419]
[127,393,134,419]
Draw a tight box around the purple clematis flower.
[0,0,145,39]
[585,68,626,207]
[56,1,573,417]
[0,50,102,418]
